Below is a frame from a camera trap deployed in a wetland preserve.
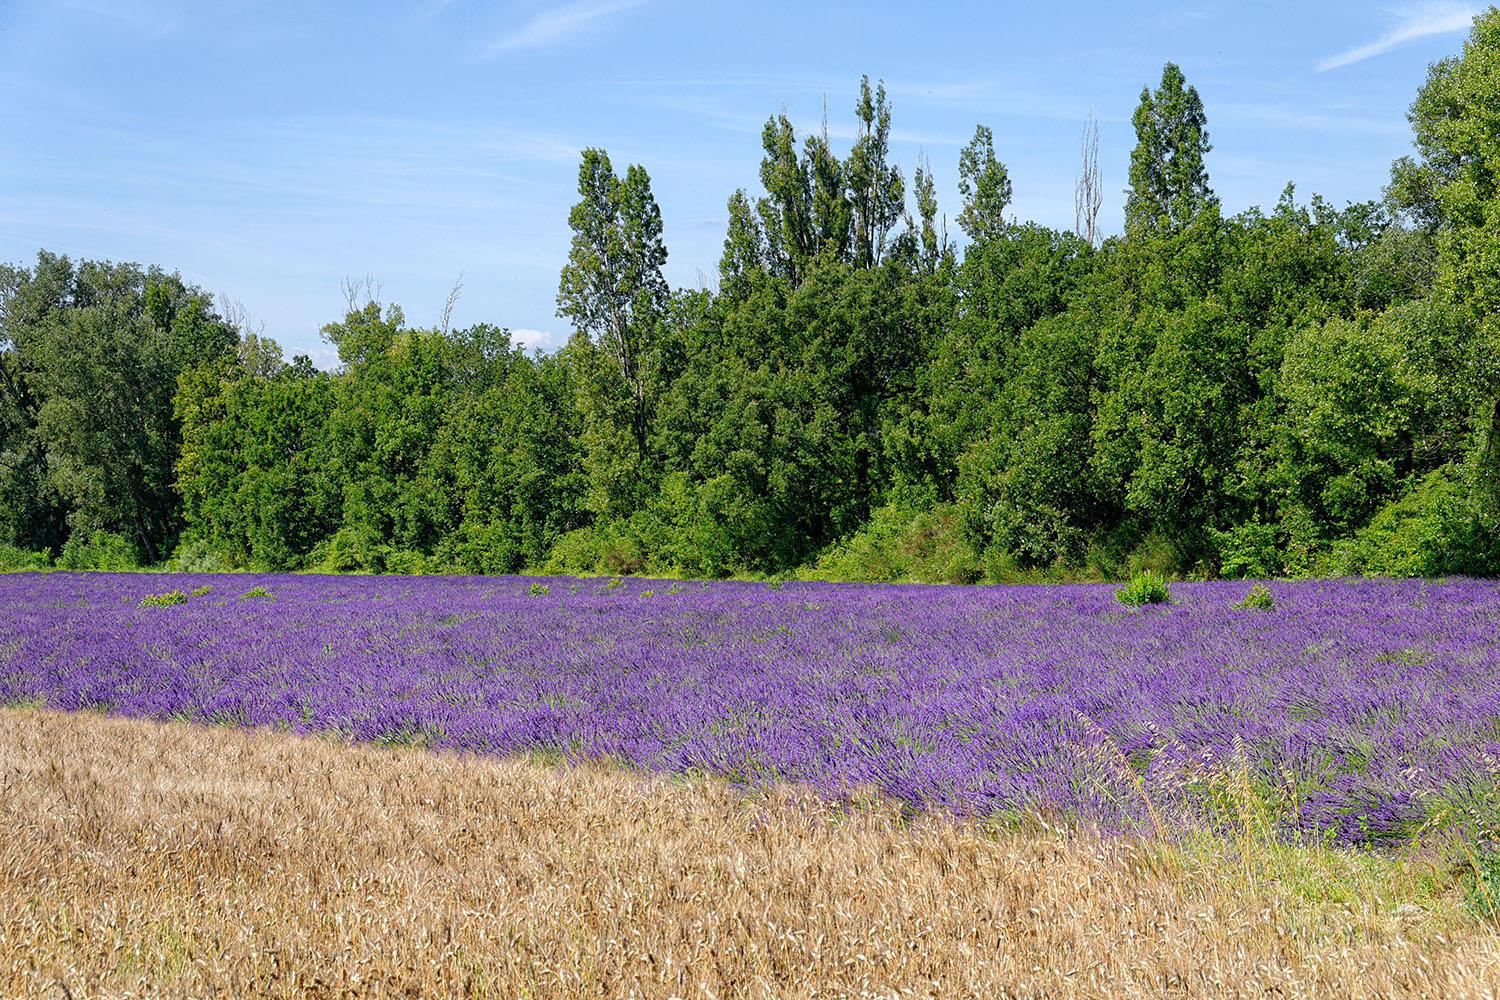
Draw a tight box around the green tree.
[183,360,338,570]
[5,255,237,562]
[846,76,905,269]
[719,188,767,300]
[0,253,69,552]
[956,125,1012,243]
[1396,7,1500,534]
[956,308,1104,568]
[556,147,669,461]
[806,116,852,259]
[908,152,944,270]
[320,293,404,370]
[756,115,815,283]
[429,327,587,573]
[1273,315,1429,561]
[1125,62,1217,235]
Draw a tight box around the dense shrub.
[1233,583,1276,610]
[1116,570,1171,606]
[0,545,50,572]
[56,531,140,571]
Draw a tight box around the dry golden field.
[1,706,1497,999]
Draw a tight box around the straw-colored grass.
[2,706,1496,999]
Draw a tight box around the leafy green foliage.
[557,148,668,463]
[1233,583,1276,611]
[1116,570,1171,606]
[1334,466,1500,578]
[0,254,237,563]
[1398,10,1500,541]
[0,544,49,571]
[56,530,140,571]
[801,489,981,584]
[138,590,188,607]
[1463,848,1500,921]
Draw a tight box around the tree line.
[5,17,1500,581]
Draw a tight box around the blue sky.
[0,1,1486,366]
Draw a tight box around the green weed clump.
[1233,583,1276,611]
[190,584,212,596]
[1115,570,1170,606]
[138,590,188,608]
[240,586,274,599]
[527,582,550,597]
[1461,847,1500,921]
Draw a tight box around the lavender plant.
[3,572,1498,849]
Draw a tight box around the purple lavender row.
[3,572,1498,847]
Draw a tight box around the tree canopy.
[5,45,1499,581]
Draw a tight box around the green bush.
[166,537,237,573]
[432,519,525,575]
[1233,583,1276,610]
[57,531,140,571]
[1335,466,1500,578]
[802,490,982,584]
[138,590,188,607]
[540,522,651,577]
[0,545,50,572]
[1115,569,1171,606]
[190,584,212,596]
[1212,520,1282,578]
[381,548,432,575]
[527,581,550,597]
[240,585,274,598]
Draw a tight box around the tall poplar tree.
[1125,62,1217,235]
[756,115,814,284]
[956,125,1012,243]
[556,148,668,460]
[847,76,905,269]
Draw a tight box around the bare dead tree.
[1075,109,1102,247]
[342,274,382,314]
[440,271,464,335]
[216,293,286,377]
[216,293,265,340]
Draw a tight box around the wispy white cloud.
[487,0,648,55]
[1318,2,1479,71]
[509,327,569,353]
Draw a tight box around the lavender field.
[3,572,1499,849]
